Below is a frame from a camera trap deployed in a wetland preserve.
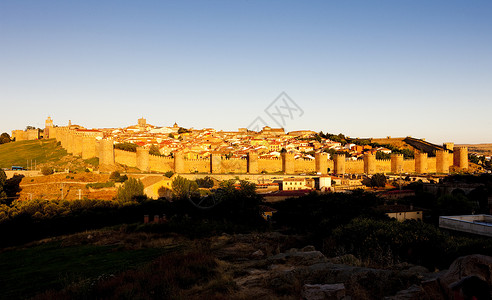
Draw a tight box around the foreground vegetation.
[1,173,492,298]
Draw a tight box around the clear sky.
[1,0,491,144]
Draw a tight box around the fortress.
[46,120,469,176]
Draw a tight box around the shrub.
[117,178,145,203]
[164,171,174,178]
[41,167,54,176]
[86,182,115,189]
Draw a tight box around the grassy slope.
[0,139,66,169]
[0,238,181,299]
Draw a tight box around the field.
[0,230,184,299]
[458,143,492,156]
[0,139,99,172]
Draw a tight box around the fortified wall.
[50,126,469,175]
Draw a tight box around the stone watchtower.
[45,116,53,139]
[334,154,346,175]
[453,147,468,170]
[391,153,404,174]
[174,151,185,173]
[99,139,115,166]
[436,150,450,174]
[363,153,376,175]
[211,152,222,174]
[281,152,295,174]
[136,147,150,172]
[415,152,428,174]
[247,152,259,174]
[315,152,328,175]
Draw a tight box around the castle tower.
[334,154,346,175]
[82,135,97,159]
[281,152,295,174]
[453,146,469,170]
[45,117,53,138]
[364,153,376,175]
[136,147,150,172]
[415,152,428,174]
[247,152,258,174]
[436,150,450,174]
[138,117,147,130]
[315,152,328,175]
[391,153,404,174]
[211,152,222,173]
[99,139,115,166]
[174,150,185,173]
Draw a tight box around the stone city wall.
[52,127,468,175]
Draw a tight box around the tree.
[41,167,54,176]
[117,177,145,203]
[0,133,11,144]
[0,169,7,200]
[196,176,214,188]
[149,144,161,156]
[370,173,387,188]
[172,175,199,200]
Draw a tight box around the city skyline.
[1,1,491,144]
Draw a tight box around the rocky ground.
[208,232,492,299]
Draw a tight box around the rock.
[384,284,425,300]
[440,254,492,288]
[268,249,327,266]
[252,249,265,259]
[301,283,346,300]
[302,245,316,252]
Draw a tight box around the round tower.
[315,152,328,175]
[334,154,346,175]
[436,150,449,174]
[415,152,428,174]
[364,153,376,174]
[391,153,404,174]
[136,147,150,172]
[453,146,468,170]
[99,139,115,166]
[45,116,53,139]
[174,150,185,173]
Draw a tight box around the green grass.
[0,139,67,169]
[0,241,181,299]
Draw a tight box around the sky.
[1,0,491,144]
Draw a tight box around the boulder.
[301,283,346,300]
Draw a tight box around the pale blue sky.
[1,1,491,144]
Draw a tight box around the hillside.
[459,143,492,156]
[0,139,98,172]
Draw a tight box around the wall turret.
[99,139,115,166]
[334,154,346,175]
[364,153,376,174]
[415,152,428,174]
[174,151,185,173]
[391,153,404,174]
[315,152,328,175]
[136,147,150,172]
[282,152,295,174]
[436,150,450,174]
[247,152,258,174]
[453,146,468,170]
[211,152,222,173]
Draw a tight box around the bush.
[86,182,115,189]
[117,178,145,203]
[41,167,54,176]
[164,171,174,178]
